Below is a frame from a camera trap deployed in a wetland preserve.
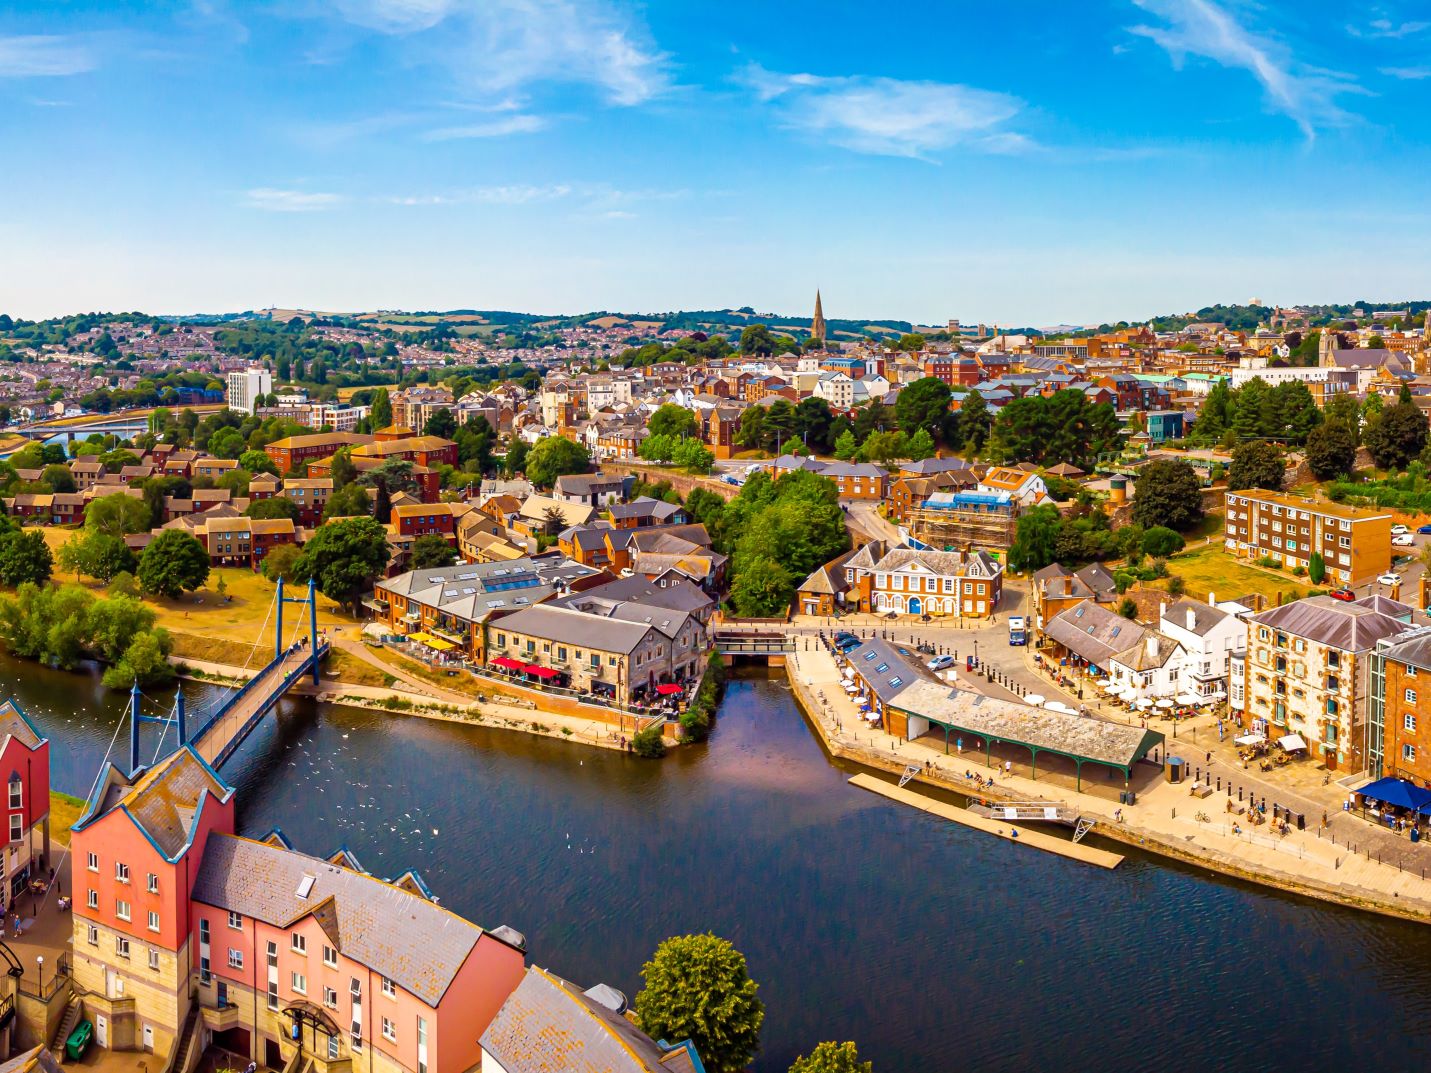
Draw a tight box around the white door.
[143,1025,153,1051]
[95,1016,107,1048]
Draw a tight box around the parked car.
[927,654,956,671]
[1394,535,1415,547]
[1393,524,1410,535]
[1418,525,1431,535]
[1329,587,1357,602]
[1378,573,1402,587]
[833,631,860,651]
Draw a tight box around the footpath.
[786,646,1431,924]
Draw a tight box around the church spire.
[812,290,826,346]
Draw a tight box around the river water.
[8,654,1431,1073]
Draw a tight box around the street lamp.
[36,956,43,993]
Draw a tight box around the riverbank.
[173,654,638,754]
[784,647,1431,926]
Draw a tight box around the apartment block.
[1223,490,1392,586]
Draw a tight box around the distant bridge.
[714,630,796,656]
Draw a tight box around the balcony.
[202,1001,243,1032]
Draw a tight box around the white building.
[225,367,272,414]
[1157,596,1250,701]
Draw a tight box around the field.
[48,792,85,845]
[1158,542,1313,606]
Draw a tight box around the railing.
[18,953,70,1001]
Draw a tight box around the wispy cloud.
[1382,65,1431,79]
[385,184,573,206]
[742,64,1026,159]
[242,188,347,212]
[421,114,548,140]
[1348,17,1429,40]
[0,35,96,78]
[327,0,669,106]
[1128,0,1364,139]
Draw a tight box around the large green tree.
[1226,441,1285,492]
[1131,459,1204,532]
[246,496,301,521]
[1305,421,1357,480]
[729,555,795,617]
[789,1042,873,1073]
[137,530,211,598]
[1008,505,1063,572]
[634,934,764,1073]
[648,404,698,440]
[58,530,136,583]
[293,517,389,614]
[794,397,835,453]
[525,435,590,489]
[369,387,393,429]
[86,493,153,539]
[894,377,951,441]
[0,530,52,587]
[1364,402,1429,470]
[411,534,456,569]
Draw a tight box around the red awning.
[656,683,684,695]
[490,657,524,671]
[522,664,560,679]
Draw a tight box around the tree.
[238,449,279,476]
[780,437,805,457]
[1364,402,1429,470]
[1305,422,1357,480]
[261,544,305,584]
[525,436,590,489]
[58,530,136,583]
[1008,506,1062,572]
[737,407,766,451]
[370,387,393,429]
[208,427,246,459]
[323,483,370,520]
[1226,441,1285,492]
[0,530,52,587]
[789,1042,872,1073]
[411,534,456,569]
[631,724,666,758]
[1141,526,1185,558]
[833,429,858,460]
[794,397,835,453]
[684,487,726,529]
[649,404,697,440]
[86,493,152,539]
[1308,551,1326,585]
[739,324,777,356]
[85,594,157,661]
[293,517,389,614]
[894,377,951,441]
[634,934,764,1073]
[41,463,75,493]
[246,496,301,521]
[423,408,457,439]
[137,530,210,598]
[956,391,991,453]
[905,427,936,460]
[1131,459,1203,532]
[729,555,794,617]
[1117,597,1138,619]
[671,438,715,474]
[101,630,174,690]
[503,438,531,478]
[329,447,358,489]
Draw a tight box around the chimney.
[1187,607,1197,631]
[1146,634,1158,660]
[1063,577,1072,595]
[1159,600,1168,620]
[1208,590,1216,606]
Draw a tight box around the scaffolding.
[907,490,1018,551]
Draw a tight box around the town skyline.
[6,0,1431,322]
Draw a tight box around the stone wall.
[598,462,739,502]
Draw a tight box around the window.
[116,937,130,959]
[1407,714,1418,733]
[1405,744,1418,763]
[1407,688,1418,704]
[228,910,242,929]
[116,900,131,922]
[228,949,243,969]
[292,934,307,955]
[292,972,307,995]
[323,945,338,968]
[9,815,21,844]
[87,852,98,872]
[7,782,20,809]
[146,873,158,894]
[381,1018,396,1043]
[322,985,339,1008]
[381,977,395,998]
[116,862,130,883]
[149,948,161,972]
[147,911,160,933]
[87,925,98,946]
[328,1036,340,1061]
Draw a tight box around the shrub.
[1141,526,1185,558]
[1114,571,1136,594]
[632,725,667,758]
[1166,575,1186,597]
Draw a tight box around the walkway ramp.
[189,641,329,769]
[848,774,1123,869]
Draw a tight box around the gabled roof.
[1045,600,1147,668]
[75,745,233,862]
[1251,595,1414,653]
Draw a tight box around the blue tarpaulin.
[1356,776,1431,811]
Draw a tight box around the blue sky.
[4,0,1431,325]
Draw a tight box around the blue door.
[908,597,921,616]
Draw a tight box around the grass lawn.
[49,791,85,845]
[1158,542,1313,606]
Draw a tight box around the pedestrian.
[1004,760,1012,777]
[1206,750,1212,764]
[956,737,963,754]
[1322,810,1328,830]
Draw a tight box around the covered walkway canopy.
[890,679,1164,790]
[1355,776,1431,813]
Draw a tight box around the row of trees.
[1008,506,1184,572]
[0,582,174,688]
[1189,377,1322,447]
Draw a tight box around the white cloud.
[743,65,1025,158]
[1349,17,1429,39]
[1128,0,1363,139]
[1382,65,1431,79]
[242,188,347,212]
[421,114,548,140]
[328,0,668,106]
[0,35,96,78]
[386,184,572,206]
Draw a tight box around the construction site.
[905,490,1019,552]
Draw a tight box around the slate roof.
[1250,595,1414,653]
[567,574,714,617]
[101,747,232,860]
[494,604,656,655]
[1160,598,1236,638]
[1045,600,1147,668]
[0,701,42,750]
[869,547,1000,578]
[192,833,504,1006]
[481,967,700,1073]
[379,557,600,623]
[845,638,937,705]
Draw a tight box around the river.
[8,654,1431,1073]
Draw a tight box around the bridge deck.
[190,642,327,768]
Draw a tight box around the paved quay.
[787,645,1431,923]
